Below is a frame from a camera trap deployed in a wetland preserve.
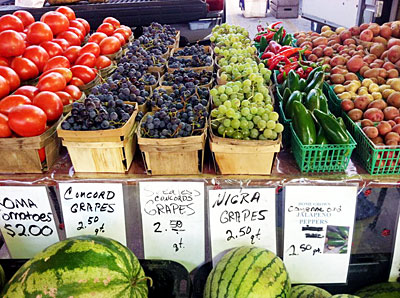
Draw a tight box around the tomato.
[75,52,97,68]
[0,66,20,91]
[95,55,112,69]
[26,22,53,45]
[0,94,31,115]
[0,75,9,99]
[38,147,46,162]
[79,42,100,58]
[8,104,47,137]
[97,23,114,36]
[63,45,81,64]
[0,30,25,57]
[0,113,11,137]
[40,11,70,35]
[33,91,63,121]
[112,33,126,46]
[40,67,72,83]
[103,17,120,29]
[69,20,86,36]
[43,55,70,72]
[55,6,76,21]
[19,32,26,40]
[39,41,63,58]
[99,36,121,55]
[56,31,80,46]
[71,65,96,84]
[120,25,132,36]
[37,72,66,92]
[14,85,39,99]
[11,57,39,81]
[88,32,107,44]
[0,57,9,67]
[114,27,131,41]
[23,45,50,73]
[0,14,24,32]
[13,11,34,28]
[76,18,90,35]
[52,38,70,51]
[63,84,82,99]
[55,91,72,106]
[69,76,84,87]
[68,27,84,42]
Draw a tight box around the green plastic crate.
[290,123,356,173]
[278,100,291,146]
[343,113,400,175]
[323,82,342,117]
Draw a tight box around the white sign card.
[283,185,358,284]
[389,214,400,282]
[139,181,205,272]
[208,188,276,265]
[59,183,126,245]
[0,186,59,258]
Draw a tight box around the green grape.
[258,86,268,94]
[233,112,241,119]
[237,93,245,100]
[218,85,226,94]
[223,100,232,108]
[250,106,258,115]
[210,36,216,42]
[270,131,278,139]
[262,113,269,121]
[238,64,245,71]
[260,67,268,75]
[243,86,251,94]
[243,79,251,87]
[220,94,228,102]
[254,93,263,102]
[247,120,254,128]
[241,107,250,116]
[223,119,231,128]
[244,137,250,140]
[233,131,243,139]
[230,94,238,100]
[226,108,236,118]
[232,99,241,108]
[266,120,276,130]
[225,87,233,95]
[274,123,284,133]
[231,119,240,129]
[259,134,266,140]
[265,104,273,112]
[210,88,218,97]
[257,107,265,116]
[253,115,261,124]
[240,119,249,129]
[217,112,225,119]
[256,76,264,84]
[250,128,259,139]
[257,119,267,129]
[241,99,250,107]
[226,127,234,137]
[213,98,221,107]
[232,85,240,93]
[217,125,225,136]
[249,73,257,81]
[269,112,279,121]
[220,73,228,81]
[218,105,227,114]
[211,109,218,117]
[242,129,250,138]
[263,129,273,138]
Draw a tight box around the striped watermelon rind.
[2,235,149,298]
[204,246,291,298]
[291,284,331,298]
[355,282,400,298]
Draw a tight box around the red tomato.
[69,20,86,36]
[0,14,24,32]
[40,11,70,35]
[13,11,34,28]
[88,32,107,44]
[33,91,62,121]
[55,91,73,105]
[76,18,90,35]
[40,67,72,83]
[39,41,63,58]
[26,22,53,45]
[43,56,70,72]
[14,85,39,99]
[37,72,66,92]
[103,17,120,29]
[38,147,46,162]
[63,84,82,99]
[68,27,84,42]
[11,57,38,81]
[8,104,47,137]
[69,76,84,87]
[0,57,9,67]
[75,52,96,68]
[79,42,100,58]
[55,6,76,21]
[19,32,26,40]
[114,27,131,41]
[70,65,95,84]
[23,45,50,73]
[0,66,20,91]
[95,55,112,69]
[0,94,31,115]
[120,25,132,36]
[63,45,81,64]
[112,33,126,46]
[0,30,25,57]
[0,113,11,137]
[97,23,114,36]
[52,38,70,51]
[0,75,9,99]
[56,31,80,46]
[99,36,121,55]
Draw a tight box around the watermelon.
[204,246,291,298]
[2,235,149,298]
[331,295,360,298]
[291,285,331,298]
[355,282,400,298]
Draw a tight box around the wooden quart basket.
[57,103,138,173]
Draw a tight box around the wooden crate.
[137,113,207,175]
[0,118,61,173]
[57,103,138,173]
[209,127,281,175]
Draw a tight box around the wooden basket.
[209,125,281,175]
[170,45,213,58]
[63,92,87,115]
[148,65,165,74]
[137,112,207,175]
[57,103,138,173]
[167,31,180,50]
[105,48,123,62]
[100,61,116,78]
[79,74,102,95]
[216,69,227,85]
[0,118,61,173]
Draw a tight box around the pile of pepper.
[254,22,293,52]
[280,67,350,145]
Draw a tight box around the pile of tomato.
[0,6,132,140]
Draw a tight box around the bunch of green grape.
[212,34,251,49]
[211,24,249,39]
[214,46,256,60]
[219,61,272,83]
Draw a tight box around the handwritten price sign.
[0,186,59,258]
[139,181,205,272]
[208,188,276,265]
[59,183,126,245]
